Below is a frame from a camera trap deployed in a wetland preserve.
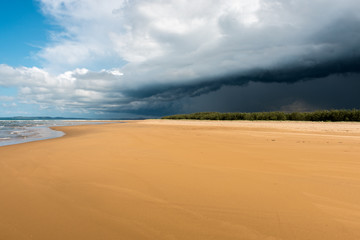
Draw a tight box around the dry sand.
[0,120,360,240]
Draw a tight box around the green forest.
[162,110,360,122]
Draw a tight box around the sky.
[0,0,359,118]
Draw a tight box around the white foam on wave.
[0,120,107,147]
[0,127,65,147]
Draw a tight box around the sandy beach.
[1,120,360,240]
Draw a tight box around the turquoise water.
[0,120,101,147]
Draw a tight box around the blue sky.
[0,0,50,67]
[0,0,359,118]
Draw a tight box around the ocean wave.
[0,120,105,147]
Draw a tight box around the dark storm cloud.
[180,74,360,114]
[117,54,360,116]
[123,54,360,99]
[110,13,360,116]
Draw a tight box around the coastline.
[1,120,360,239]
[0,120,123,147]
[0,126,65,147]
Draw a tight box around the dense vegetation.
[162,110,360,122]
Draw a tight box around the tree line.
[162,110,360,121]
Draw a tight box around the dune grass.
[162,109,360,122]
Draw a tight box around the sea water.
[0,120,101,147]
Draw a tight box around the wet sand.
[0,120,360,239]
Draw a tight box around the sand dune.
[0,120,360,239]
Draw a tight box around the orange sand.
[0,120,360,239]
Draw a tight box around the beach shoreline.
[0,120,124,147]
[1,120,360,239]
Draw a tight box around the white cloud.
[0,96,15,102]
[1,102,17,107]
[38,0,360,77]
[0,65,128,113]
[39,0,266,70]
